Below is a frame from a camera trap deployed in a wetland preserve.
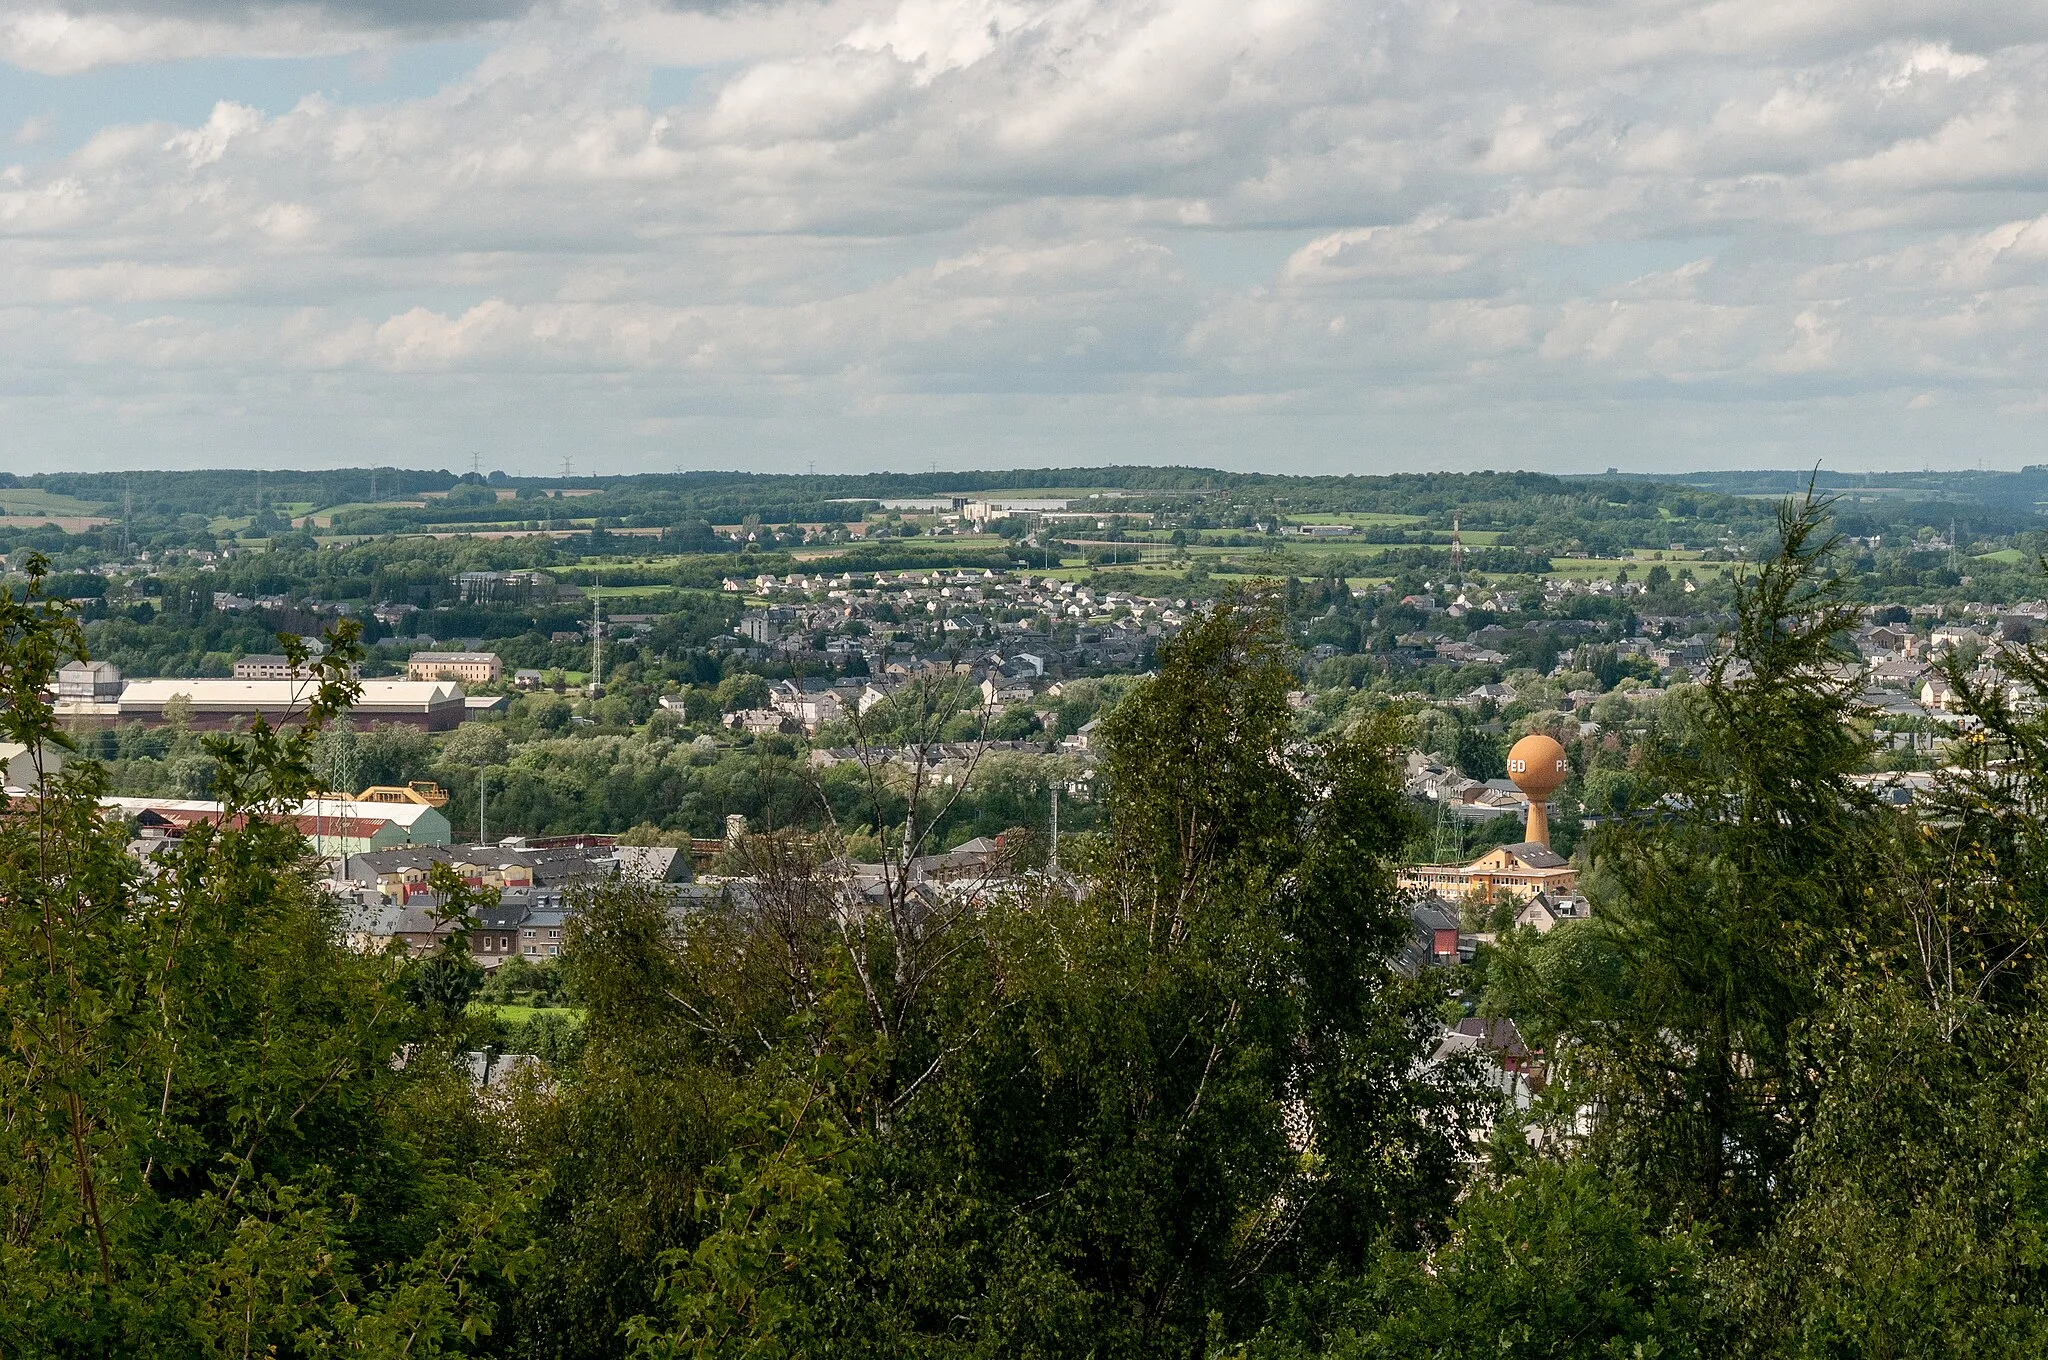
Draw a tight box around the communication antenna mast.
[122,480,132,557]
[1049,779,1060,871]
[589,568,603,696]
[1450,513,1464,579]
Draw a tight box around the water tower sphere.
[1507,733,1569,801]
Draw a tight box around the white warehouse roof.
[118,678,462,708]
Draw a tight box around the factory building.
[111,678,467,731]
[105,795,453,854]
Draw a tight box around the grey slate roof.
[1502,842,1567,869]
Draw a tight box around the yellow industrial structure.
[1398,731,1578,904]
[355,782,450,808]
[1505,733,1569,849]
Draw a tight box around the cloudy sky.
[3,0,2047,475]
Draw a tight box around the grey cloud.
[35,0,761,23]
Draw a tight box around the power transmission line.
[1432,794,1460,864]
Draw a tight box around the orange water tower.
[1506,733,1569,850]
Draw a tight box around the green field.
[0,487,108,516]
[309,499,440,525]
[590,584,684,601]
[472,1003,584,1025]
[1542,550,1735,583]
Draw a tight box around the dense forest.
[7,498,2048,1356]
[12,463,2047,563]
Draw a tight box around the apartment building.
[407,651,503,685]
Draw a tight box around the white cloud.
[706,47,911,143]
[0,5,375,73]
[1886,42,1989,87]
[3,0,2048,471]
[12,112,56,144]
[1284,218,1476,285]
[43,260,242,300]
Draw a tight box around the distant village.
[12,557,2026,1106]
[24,557,2039,987]
[12,467,2048,1121]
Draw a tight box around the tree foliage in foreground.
[1482,494,2048,1357]
[511,589,1478,1358]
[0,556,529,1356]
[16,499,2048,1357]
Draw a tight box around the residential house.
[517,903,573,959]
[0,742,64,793]
[387,905,464,956]
[1399,898,1466,975]
[727,708,800,736]
[769,685,848,733]
[1868,658,1931,690]
[981,676,1035,707]
[1436,641,1509,665]
[1513,891,1592,933]
[1921,676,1960,711]
[1435,1017,1543,1094]
[339,901,404,954]
[1930,625,1987,655]
[1059,717,1102,753]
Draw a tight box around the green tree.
[1497,496,1882,1235]
[1699,572,2048,1354]
[716,673,770,713]
[442,722,511,769]
[1269,1158,1707,1360]
[529,590,1475,1359]
[1453,722,1506,782]
[0,559,527,1355]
